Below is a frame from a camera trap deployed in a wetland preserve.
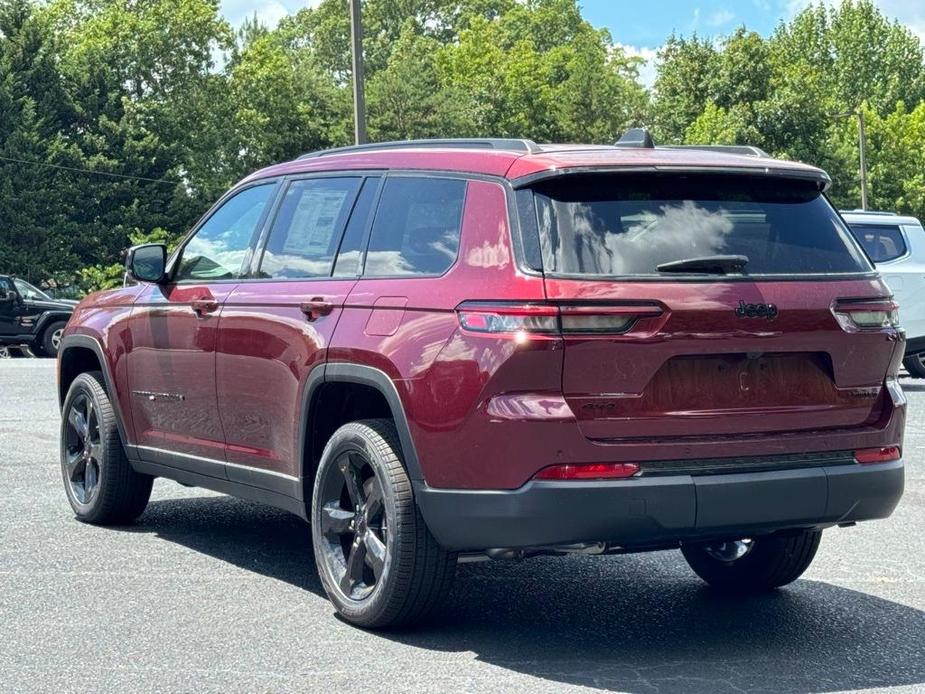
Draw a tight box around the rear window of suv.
[527,174,871,277]
[846,223,907,262]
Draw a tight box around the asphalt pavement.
[1,359,923,693]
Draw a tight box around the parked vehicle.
[57,133,905,628]
[0,275,74,357]
[841,210,925,377]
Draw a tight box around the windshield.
[13,279,51,301]
[529,174,871,277]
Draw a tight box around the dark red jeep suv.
[58,133,906,627]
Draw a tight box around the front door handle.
[300,298,334,321]
[191,299,219,317]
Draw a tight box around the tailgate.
[524,170,901,443]
[546,279,898,440]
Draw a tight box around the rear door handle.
[191,299,219,317]
[300,298,334,321]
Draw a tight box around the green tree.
[437,0,647,141]
[650,35,719,143]
[35,0,234,272]
[225,28,348,176]
[367,22,466,140]
[0,0,78,283]
[772,0,925,113]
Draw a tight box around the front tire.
[40,320,67,358]
[681,529,822,592]
[903,353,925,379]
[311,419,456,628]
[61,371,153,524]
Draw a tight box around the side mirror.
[125,243,167,283]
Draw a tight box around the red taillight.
[854,446,901,464]
[457,302,662,336]
[457,303,559,334]
[833,298,900,331]
[534,462,640,480]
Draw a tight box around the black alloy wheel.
[60,371,153,524]
[317,450,389,600]
[311,420,456,628]
[63,392,102,506]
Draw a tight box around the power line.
[0,154,181,186]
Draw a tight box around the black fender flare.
[35,310,72,334]
[299,363,425,486]
[34,311,72,340]
[58,334,131,446]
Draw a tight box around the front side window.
[175,184,275,282]
[364,177,467,277]
[258,177,361,279]
[846,223,907,263]
[531,174,871,277]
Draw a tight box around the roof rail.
[840,209,898,216]
[612,129,770,158]
[665,144,770,158]
[297,138,541,160]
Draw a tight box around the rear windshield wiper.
[656,255,749,275]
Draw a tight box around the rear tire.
[60,371,153,524]
[903,353,925,379]
[681,529,821,592]
[40,320,67,358]
[311,419,456,628]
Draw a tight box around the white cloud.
[616,43,660,88]
[708,9,736,26]
[690,7,702,32]
[221,0,320,29]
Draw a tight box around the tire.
[903,353,925,379]
[40,320,67,358]
[60,371,153,524]
[311,419,456,628]
[681,529,822,592]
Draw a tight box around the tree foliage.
[653,0,925,214]
[0,0,924,290]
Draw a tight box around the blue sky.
[220,0,925,86]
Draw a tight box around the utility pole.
[857,109,869,211]
[830,107,870,210]
[349,0,367,145]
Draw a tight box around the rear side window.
[364,177,466,277]
[846,223,907,262]
[259,177,361,279]
[531,174,871,277]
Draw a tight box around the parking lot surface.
[1,359,923,693]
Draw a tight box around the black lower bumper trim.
[415,460,904,551]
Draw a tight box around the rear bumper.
[416,459,904,551]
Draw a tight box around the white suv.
[842,210,925,377]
